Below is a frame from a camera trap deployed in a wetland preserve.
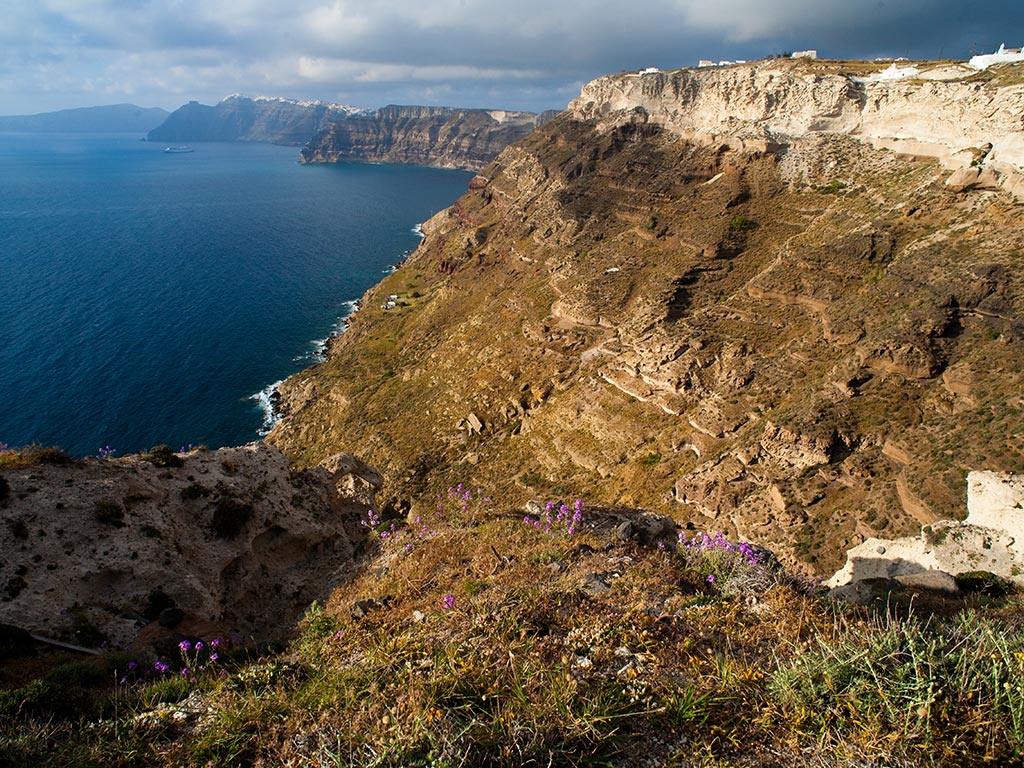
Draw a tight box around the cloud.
[1,0,1022,114]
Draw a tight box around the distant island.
[147,94,558,170]
[146,94,360,146]
[0,104,169,133]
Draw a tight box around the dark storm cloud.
[2,0,1022,114]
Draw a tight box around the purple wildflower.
[442,594,455,610]
[179,640,192,652]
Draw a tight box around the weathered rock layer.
[300,105,557,170]
[0,444,378,646]
[571,59,1024,200]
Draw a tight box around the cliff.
[570,58,1024,200]
[299,104,558,170]
[0,444,380,648]
[0,104,169,133]
[146,95,361,145]
[269,57,1024,575]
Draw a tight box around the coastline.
[250,222,429,436]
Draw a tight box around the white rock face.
[569,61,1024,201]
[967,471,1024,546]
[828,471,1024,595]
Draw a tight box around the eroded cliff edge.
[0,444,380,646]
[299,105,558,171]
[269,58,1024,575]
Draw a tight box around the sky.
[1,0,1022,116]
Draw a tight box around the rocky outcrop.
[147,95,361,145]
[0,444,378,647]
[299,105,557,171]
[828,471,1024,599]
[570,59,1024,201]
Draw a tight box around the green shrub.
[142,444,184,468]
[0,445,75,469]
[730,214,756,233]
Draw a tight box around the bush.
[730,214,756,234]
[142,445,184,468]
[0,445,75,469]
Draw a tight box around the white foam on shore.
[412,223,425,239]
[251,300,362,435]
[250,379,285,436]
[310,299,360,362]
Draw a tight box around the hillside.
[269,57,1024,577]
[300,105,559,171]
[146,95,360,145]
[0,104,169,133]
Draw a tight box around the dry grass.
[2,487,1022,767]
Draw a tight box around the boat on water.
[163,146,194,153]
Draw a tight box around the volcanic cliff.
[147,95,361,145]
[0,444,380,646]
[299,105,558,171]
[269,57,1024,575]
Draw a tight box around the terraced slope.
[270,60,1024,574]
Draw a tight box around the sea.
[0,133,473,457]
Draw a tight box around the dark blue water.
[0,134,471,457]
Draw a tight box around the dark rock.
[148,95,354,146]
[582,572,611,595]
[0,622,35,660]
[615,513,678,547]
[158,607,185,629]
[829,577,900,604]
[3,576,26,602]
[153,633,202,660]
[351,596,392,620]
[894,570,960,595]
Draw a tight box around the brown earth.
[270,101,1024,577]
